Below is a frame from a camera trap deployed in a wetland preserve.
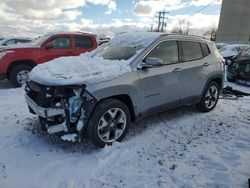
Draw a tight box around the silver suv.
[25,32,224,147]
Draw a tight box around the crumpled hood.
[29,53,132,86]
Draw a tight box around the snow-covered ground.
[0,80,250,188]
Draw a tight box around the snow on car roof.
[109,32,162,47]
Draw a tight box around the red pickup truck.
[0,32,97,87]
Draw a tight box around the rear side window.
[201,43,210,57]
[181,41,203,61]
[75,36,94,49]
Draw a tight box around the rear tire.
[85,99,131,148]
[196,81,220,112]
[9,64,33,87]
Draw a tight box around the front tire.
[196,81,220,112]
[9,64,33,87]
[86,99,131,148]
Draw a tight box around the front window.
[145,41,179,64]
[50,37,71,49]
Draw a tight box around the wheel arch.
[94,94,136,122]
[200,75,224,99]
[7,60,37,79]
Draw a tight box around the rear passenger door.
[73,36,96,56]
[178,41,211,103]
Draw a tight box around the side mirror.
[139,57,164,69]
[44,42,54,49]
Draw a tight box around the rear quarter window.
[201,43,210,57]
[181,41,203,61]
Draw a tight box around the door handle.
[172,68,183,72]
[203,62,210,67]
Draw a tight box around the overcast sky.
[0,0,222,38]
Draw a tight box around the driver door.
[137,40,183,114]
[44,36,73,62]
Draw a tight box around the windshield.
[31,35,50,46]
[91,42,144,61]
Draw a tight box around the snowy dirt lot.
[0,80,250,188]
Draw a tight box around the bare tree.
[171,20,192,34]
[203,22,218,41]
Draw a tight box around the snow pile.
[29,54,132,86]
[0,81,250,187]
[29,32,161,86]
[61,134,78,142]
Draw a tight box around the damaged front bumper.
[25,94,64,118]
[25,82,96,134]
[25,94,68,134]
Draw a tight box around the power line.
[184,0,218,22]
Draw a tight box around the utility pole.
[155,10,169,32]
[157,12,162,32]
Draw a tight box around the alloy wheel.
[205,85,219,109]
[16,70,30,85]
[97,108,127,143]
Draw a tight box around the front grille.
[26,81,55,108]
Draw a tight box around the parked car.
[219,44,249,60]
[0,32,97,87]
[226,52,250,82]
[0,38,32,46]
[97,34,111,46]
[25,32,224,147]
[215,43,226,50]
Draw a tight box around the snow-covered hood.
[29,53,132,86]
[220,49,238,58]
[219,44,249,58]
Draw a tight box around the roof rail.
[160,33,206,39]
